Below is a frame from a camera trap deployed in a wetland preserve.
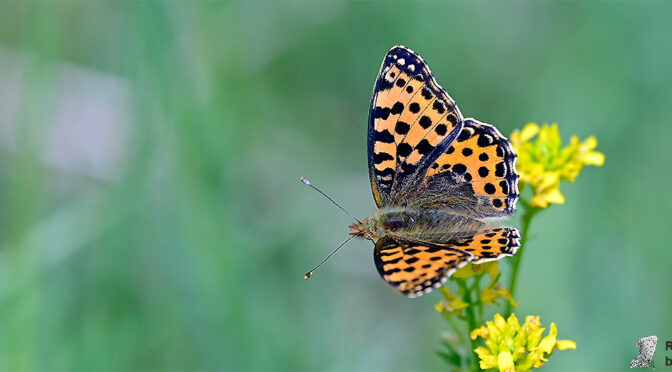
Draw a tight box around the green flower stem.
[457,279,479,372]
[443,313,466,345]
[442,314,468,369]
[505,200,540,316]
[473,273,484,326]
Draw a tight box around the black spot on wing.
[373,152,394,164]
[384,257,402,264]
[372,106,391,120]
[447,114,458,125]
[376,167,395,178]
[457,129,472,142]
[477,134,493,147]
[374,129,395,143]
[400,162,416,174]
[419,116,432,129]
[376,77,394,91]
[433,100,445,114]
[421,87,434,99]
[391,102,404,115]
[499,180,509,194]
[395,121,410,135]
[397,143,413,157]
[495,162,506,177]
[416,139,434,155]
[452,164,467,174]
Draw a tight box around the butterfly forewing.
[425,119,519,216]
[368,46,463,207]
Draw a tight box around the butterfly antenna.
[304,234,356,279]
[300,177,361,223]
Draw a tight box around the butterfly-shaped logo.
[307,46,520,298]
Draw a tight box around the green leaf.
[437,350,461,366]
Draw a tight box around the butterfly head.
[349,217,382,241]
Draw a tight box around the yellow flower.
[481,287,519,307]
[471,313,576,371]
[434,287,469,316]
[453,261,499,280]
[510,123,604,208]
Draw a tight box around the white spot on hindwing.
[464,127,475,137]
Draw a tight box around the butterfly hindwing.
[447,228,520,264]
[373,228,519,297]
[374,237,473,298]
[424,119,519,216]
[368,46,464,207]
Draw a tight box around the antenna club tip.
[300,177,311,185]
[304,272,313,280]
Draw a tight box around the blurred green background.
[0,1,670,370]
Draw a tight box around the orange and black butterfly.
[306,46,520,298]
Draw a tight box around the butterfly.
[347,45,521,298]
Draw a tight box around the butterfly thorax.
[350,207,490,243]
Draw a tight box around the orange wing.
[374,228,519,297]
[446,228,520,264]
[368,46,464,207]
[374,237,473,297]
[425,119,519,216]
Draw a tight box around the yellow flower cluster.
[471,313,576,371]
[510,123,605,208]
